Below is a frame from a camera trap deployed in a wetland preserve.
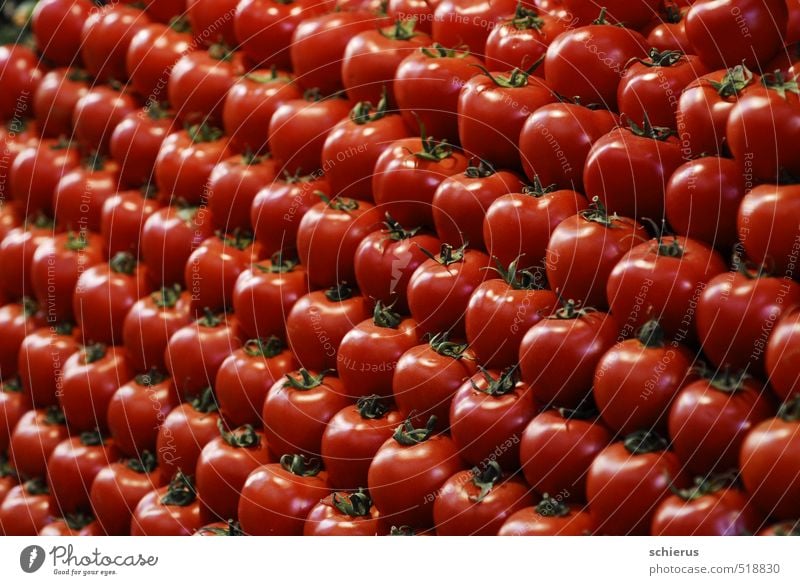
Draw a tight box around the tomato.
[0,479,54,536]
[544,19,647,110]
[0,456,16,507]
[32,0,95,66]
[126,20,193,103]
[232,255,309,341]
[107,370,180,457]
[395,44,483,144]
[239,455,329,535]
[304,490,382,535]
[0,45,42,122]
[647,4,691,53]
[286,285,370,372]
[251,173,329,256]
[618,50,708,131]
[739,184,800,278]
[73,253,151,345]
[321,395,403,489]
[373,135,469,228]
[72,86,139,155]
[343,21,431,107]
[0,202,24,244]
[268,94,351,176]
[101,188,163,257]
[53,156,120,233]
[562,0,660,28]
[520,302,618,408]
[33,68,90,138]
[235,0,327,70]
[0,126,39,204]
[685,0,787,70]
[407,243,491,336]
[392,334,478,431]
[587,431,686,535]
[0,300,45,381]
[47,430,120,514]
[223,69,302,155]
[431,0,516,56]
[60,344,133,432]
[216,337,298,427]
[767,308,800,401]
[39,512,97,536]
[8,407,69,480]
[168,49,243,126]
[131,472,203,535]
[263,369,352,459]
[90,452,161,536]
[110,106,176,189]
[759,520,800,536]
[387,0,437,34]
[696,267,800,377]
[186,0,239,47]
[10,140,80,215]
[368,416,463,528]
[337,302,420,399]
[518,103,617,192]
[498,496,595,535]
[196,423,271,521]
[0,378,28,454]
[194,520,244,535]
[80,4,150,81]
[297,197,381,290]
[669,370,774,476]
[485,4,567,75]
[142,204,215,287]
[18,324,80,408]
[139,0,185,23]
[165,311,242,397]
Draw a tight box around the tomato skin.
[520,409,612,501]
[10,141,81,215]
[652,487,762,536]
[0,45,42,122]
[518,103,617,192]
[697,272,800,377]
[33,68,90,138]
[32,0,95,66]
[685,0,787,70]
[739,184,800,277]
[0,129,39,205]
[431,0,516,56]
[562,0,660,28]
[186,0,239,47]
[767,309,800,402]
[18,327,80,408]
[216,340,298,427]
[196,428,272,521]
[648,11,691,54]
[122,288,190,373]
[0,302,46,383]
[0,482,55,536]
[387,0,437,34]
[127,23,193,103]
[373,138,469,228]
[485,9,567,75]
[53,159,121,233]
[297,199,381,290]
[110,108,175,189]
[101,189,162,257]
[222,70,302,155]
[168,50,242,127]
[156,401,221,483]
[1,379,30,454]
[90,459,161,536]
[8,408,68,480]
[321,398,403,490]
[80,4,151,82]
[498,503,595,535]
[47,434,120,514]
[304,493,383,536]
[286,288,370,372]
[131,480,203,536]
[395,46,484,144]
[73,86,139,155]
[669,376,774,476]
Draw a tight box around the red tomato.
[0,378,29,454]
[392,334,478,431]
[263,369,352,459]
[18,324,80,408]
[520,301,618,408]
[498,496,595,535]
[80,4,151,81]
[53,156,120,232]
[304,490,383,535]
[321,395,403,489]
[0,202,24,244]
[101,188,162,257]
[587,431,686,535]
[759,520,800,536]
[131,472,203,535]
[126,20,193,103]
[39,512,96,536]
[72,86,139,155]
[216,337,298,427]
[0,479,54,535]
[32,0,95,66]
[767,308,800,402]
[485,4,567,74]
[140,0,185,23]
[669,370,774,475]
[562,0,660,28]
[432,0,516,56]
[193,520,244,536]
[10,140,80,215]
[110,106,176,189]
[368,416,463,528]
[739,184,800,277]
[0,127,39,203]
[33,68,90,138]
[395,44,483,144]
[0,300,45,381]
[168,49,242,126]
[285,285,370,372]
[186,0,239,47]
[239,455,329,535]
[387,0,437,34]
[0,45,42,121]
[8,407,69,480]
[647,4,691,53]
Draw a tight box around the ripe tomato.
[32,0,95,66]
[110,106,176,189]
[80,4,150,81]
[18,324,80,408]
[669,370,774,476]
[387,0,436,34]
[696,267,800,377]
[0,127,39,203]
[373,135,469,228]
[321,395,402,489]
[131,472,203,536]
[126,20,193,103]
[72,85,139,155]
[0,45,42,122]
[0,300,45,381]
[739,184,800,278]
[587,431,686,535]
[498,496,595,535]
[8,407,69,480]
[485,4,567,74]
[216,337,298,427]
[139,0,185,23]
[395,44,483,144]
[263,369,352,459]
[222,69,302,155]
[392,334,478,432]
[213,157,284,234]
[304,490,382,535]
[101,188,162,257]
[368,417,463,528]
[0,378,29,454]
[432,0,516,56]
[685,0,787,70]
[0,479,54,536]
[10,140,80,215]
[53,156,120,232]
[562,0,660,28]
[239,455,329,535]
[39,512,98,536]
[285,285,370,372]
[185,0,238,46]
[168,48,243,126]
[647,4,691,53]
[33,68,90,138]
[759,520,800,536]
[518,103,617,192]
[194,520,243,536]
[196,423,271,521]
[90,452,161,536]
[766,308,800,401]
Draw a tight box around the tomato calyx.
[356,394,391,419]
[380,19,419,41]
[350,87,390,125]
[43,405,66,426]
[109,251,138,275]
[473,58,545,89]
[62,511,94,531]
[245,65,293,85]
[635,48,685,68]
[126,450,158,474]
[0,454,15,479]
[145,101,173,121]
[0,376,21,393]
[188,386,220,414]
[82,151,106,174]
[522,175,557,197]
[21,296,39,318]
[79,428,106,447]
[381,214,423,241]
[551,298,590,320]
[303,87,341,103]
[464,159,496,178]
[324,282,355,302]
[535,493,571,517]
[25,477,50,496]
[217,228,255,251]
[701,366,751,394]
[389,525,418,535]
[778,395,800,422]
[626,115,676,142]
[372,300,403,329]
[66,68,92,83]
[283,169,317,184]
[332,488,373,517]
[316,191,360,212]
[284,368,327,391]
[421,242,467,266]
[708,65,755,99]
[218,419,261,449]
[509,4,545,31]
[428,332,469,359]
[556,399,601,421]
[196,308,224,328]
[201,519,244,535]
[280,454,322,477]
[207,43,234,62]
[421,43,471,59]
[471,366,519,396]
[135,368,168,387]
[64,230,90,252]
[175,203,202,225]
[580,197,619,228]
[82,343,108,364]
[622,430,669,455]
[168,15,192,34]
[412,115,453,162]
[761,70,800,100]
[671,471,738,501]
[256,251,300,274]
[636,319,666,348]
[187,122,224,144]
[732,254,772,280]
[470,461,503,503]
[152,284,183,309]
[392,415,437,446]
[243,336,285,358]
[49,136,72,151]
[160,471,197,507]
[51,321,75,336]
[592,7,621,26]
[486,256,545,290]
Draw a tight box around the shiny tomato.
[304,490,382,535]
[208,155,278,233]
[101,188,162,257]
[168,48,243,126]
[18,324,80,408]
[0,45,42,121]
[53,156,120,232]
[10,140,80,215]
[33,68,90,138]
[0,479,54,536]
[432,0,517,55]
[562,0,660,28]
[0,378,29,454]
[38,512,97,536]
[387,0,436,34]
[0,300,46,381]
[32,0,95,66]
[766,308,800,402]
[80,4,150,81]
[648,4,691,53]
[131,472,203,535]
[110,106,175,189]
[485,4,567,75]
[8,407,69,480]
[498,496,595,535]
[739,184,800,277]
[126,20,193,103]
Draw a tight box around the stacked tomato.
[0,0,799,537]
